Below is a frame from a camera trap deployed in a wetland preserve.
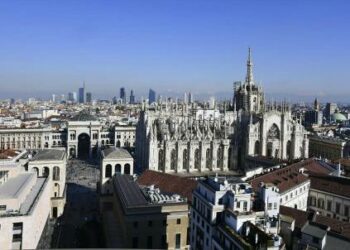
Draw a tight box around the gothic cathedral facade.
[136,49,309,173]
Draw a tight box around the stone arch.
[105,164,112,178]
[267,142,273,158]
[183,149,188,170]
[69,147,76,158]
[53,166,60,181]
[124,164,131,175]
[286,140,292,160]
[228,146,233,169]
[43,167,50,177]
[54,183,60,197]
[115,164,121,174]
[170,149,177,170]
[254,141,260,155]
[267,124,280,139]
[266,123,281,159]
[32,167,39,177]
[194,148,201,170]
[217,145,224,169]
[78,133,90,159]
[158,149,165,171]
[206,148,212,169]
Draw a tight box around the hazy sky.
[0,0,350,102]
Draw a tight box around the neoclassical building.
[136,49,309,173]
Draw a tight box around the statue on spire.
[245,47,254,85]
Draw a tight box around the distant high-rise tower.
[184,92,188,104]
[73,92,77,102]
[79,83,85,103]
[314,98,320,111]
[188,92,194,103]
[148,89,156,104]
[120,87,126,103]
[52,94,56,103]
[130,90,135,104]
[86,92,92,103]
[68,92,74,102]
[325,103,338,122]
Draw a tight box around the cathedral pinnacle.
[245,47,254,85]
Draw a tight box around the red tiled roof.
[280,205,311,228]
[249,159,332,193]
[280,205,350,240]
[314,215,350,239]
[137,170,198,203]
[0,149,17,159]
[309,174,350,199]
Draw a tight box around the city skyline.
[1,1,350,102]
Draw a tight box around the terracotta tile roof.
[280,205,311,228]
[314,215,350,239]
[334,159,350,177]
[249,158,333,193]
[0,149,17,159]
[137,170,198,203]
[280,205,350,240]
[309,174,350,199]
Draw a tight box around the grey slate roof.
[102,147,132,160]
[31,149,66,161]
[113,174,148,207]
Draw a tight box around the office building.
[129,90,135,104]
[0,148,67,249]
[86,92,92,103]
[324,103,338,122]
[120,87,126,104]
[67,92,74,102]
[100,174,189,249]
[190,176,283,250]
[148,89,156,104]
[78,84,85,104]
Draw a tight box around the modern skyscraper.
[86,92,92,103]
[325,103,338,122]
[72,92,77,102]
[68,92,74,102]
[188,92,193,103]
[148,89,156,104]
[130,90,135,104]
[120,87,126,104]
[79,84,85,103]
[52,94,56,103]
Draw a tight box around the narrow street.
[51,159,105,248]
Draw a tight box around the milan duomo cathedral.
[136,49,309,173]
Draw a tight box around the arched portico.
[78,133,91,159]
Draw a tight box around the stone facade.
[136,105,234,173]
[136,49,309,173]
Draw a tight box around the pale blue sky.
[0,0,349,102]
